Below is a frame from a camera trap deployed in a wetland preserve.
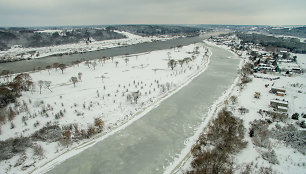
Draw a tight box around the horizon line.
[1,24,305,29]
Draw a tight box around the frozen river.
[45,44,240,174]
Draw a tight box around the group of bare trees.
[84,61,98,69]
[69,72,83,87]
[0,73,34,108]
[127,90,141,104]
[168,57,193,70]
[37,80,52,94]
[51,62,66,74]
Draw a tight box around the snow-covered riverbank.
[164,40,243,174]
[0,42,210,174]
[171,38,306,174]
[0,30,180,62]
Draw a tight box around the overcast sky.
[0,0,305,27]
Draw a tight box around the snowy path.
[40,45,239,174]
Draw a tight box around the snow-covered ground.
[0,43,210,173]
[231,55,306,174]
[0,30,180,62]
[173,40,306,174]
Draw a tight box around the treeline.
[0,28,126,51]
[236,32,306,53]
[267,26,306,38]
[106,25,201,36]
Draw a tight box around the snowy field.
[0,43,210,173]
[0,30,180,62]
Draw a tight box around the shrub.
[271,124,306,154]
[31,125,62,142]
[249,128,254,137]
[10,122,15,129]
[300,121,306,128]
[291,113,299,120]
[266,111,287,122]
[261,149,279,164]
[238,107,249,115]
[241,63,254,76]
[241,75,252,84]
[94,118,104,130]
[33,144,44,159]
[14,152,27,167]
[258,166,273,174]
[250,120,271,148]
[189,149,233,174]
[0,137,32,161]
[87,125,96,137]
[0,114,6,124]
[229,96,238,105]
[62,130,71,140]
[188,108,246,173]
[8,107,16,121]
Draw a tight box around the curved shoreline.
[165,42,243,174]
[0,36,202,74]
[30,43,212,174]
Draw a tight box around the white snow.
[0,30,180,62]
[0,42,211,173]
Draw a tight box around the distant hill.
[267,27,306,38]
[237,32,306,53]
[0,27,126,51]
[106,25,202,36]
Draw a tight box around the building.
[270,87,286,94]
[270,99,289,112]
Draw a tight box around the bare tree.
[84,61,91,68]
[178,60,184,67]
[98,58,102,65]
[124,57,129,65]
[1,70,10,79]
[94,118,104,130]
[44,81,52,92]
[53,62,59,71]
[183,57,192,64]
[78,72,83,81]
[71,77,78,87]
[102,56,107,64]
[168,59,177,70]
[38,80,44,94]
[46,65,51,75]
[241,63,254,77]
[131,91,140,104]
[92,61,97,70]
[59,64,66,74]
[167,52,171,60]
[100,75,106,82]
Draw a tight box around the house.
[270,87,286,94]
[277,106,288,112]
[270,99,288,112]
[276,91,285,96]
[292,68,302,74]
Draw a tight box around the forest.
[0,28,126,51]
[237,32,306,53]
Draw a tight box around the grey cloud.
[0,0,305,26]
